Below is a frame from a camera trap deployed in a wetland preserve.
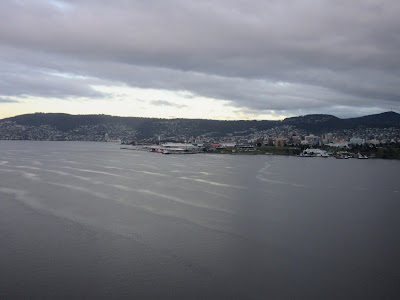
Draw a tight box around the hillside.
[2,113,279,139]
[345,111,400,128]
[4,113,150,132]
[1,111,399,141]
[283,111,400,133]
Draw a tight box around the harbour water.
[0,141,399,299]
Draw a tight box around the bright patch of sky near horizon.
[0,0,399,120]
[0,86,286,120]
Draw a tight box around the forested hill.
[3,113,150,132]
[2,111,400,139]
[2,113,279,138]
[282,111,400,132]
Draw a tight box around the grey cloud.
[0,55,107,99]
[0,0,399,118]
[0,97,18,103]
[151,100,187,108]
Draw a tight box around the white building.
[162,143,198,150]
[302,148,328,156]
[327,142,349,148]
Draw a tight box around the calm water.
[0,141,399,299]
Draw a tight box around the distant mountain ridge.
[283,111,400,132]
[1,111,399,139]
[2,113,151,132]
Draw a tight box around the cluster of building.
[1,119,399,151]
[248,125,400,148]
[134,125,400,151]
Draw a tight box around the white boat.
[299,153,311,157]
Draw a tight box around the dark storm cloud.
[1,0,399,117]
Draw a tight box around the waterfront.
[0,141,399,299]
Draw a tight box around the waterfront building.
[302,148,328,156]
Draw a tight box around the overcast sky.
[1,0,399,120]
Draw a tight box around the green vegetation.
[213,146,301,156]
[375,147,400,159]
[255,146,301,155]
[349,143,400,159]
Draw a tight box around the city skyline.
[1,0,399,120]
